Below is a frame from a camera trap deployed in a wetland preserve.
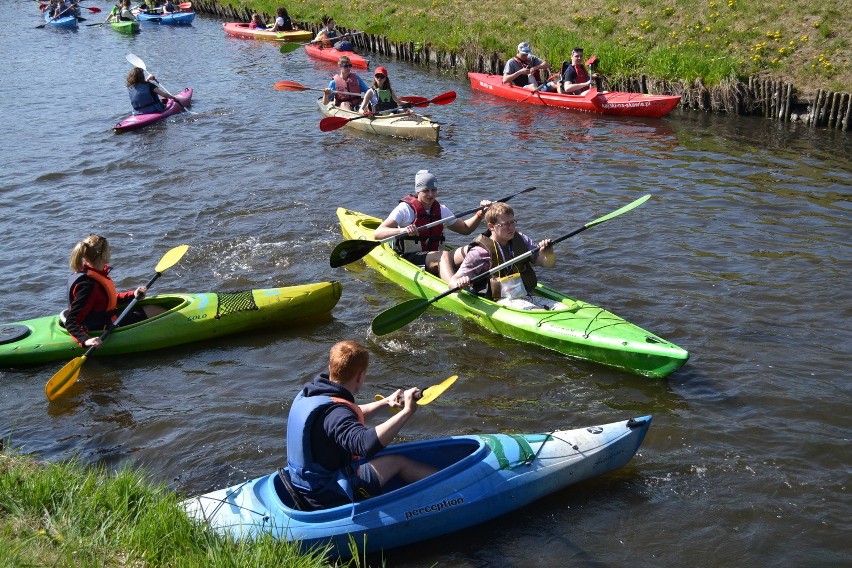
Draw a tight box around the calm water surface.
[1,8,850,567]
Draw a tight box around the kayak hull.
[222,22,312,42]
[0,282,342,367]
[468,73,681,118]
[135,10,195,25]
[304,43,369,68]
[110,20,140,34]
[43,12,78,29]
[337,209,688,378]
[184,415,651,557]
[114,87,192,132]
[317,100,440,142]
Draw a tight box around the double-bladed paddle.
[371,194,652,336]
[318,91,456,132]
[37,6,72,27]
[373,375,458,411]
[44,244,189,401]
[126,53,198,115]
[398,91,458,108]
[272,81,362,99]
[329,185,539,268]
[278,28,379,53]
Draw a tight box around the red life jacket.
[572,64,590,84]
[397,195,445,252]
[333,73,362,105]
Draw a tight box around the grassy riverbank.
[238,0,849,95]
[0,450,351,567]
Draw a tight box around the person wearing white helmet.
[374,170,491,279]
[502,41,556,92]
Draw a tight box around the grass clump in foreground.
[234,0,850,94]
[0,450,352,568]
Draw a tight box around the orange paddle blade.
[273,81,311,91]
[45,356,87,401]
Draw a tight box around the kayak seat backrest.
[274,468,316,511]
[216,290,259,319]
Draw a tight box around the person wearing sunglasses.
[442,202,562,311]
[502,41,556,92]
[358,66,405,114]
[321,55,369,110]
[373,170,491,278]
[61,235,163,348]
[558,47,598,95]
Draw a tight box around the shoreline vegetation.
[204,0,850,128]
[0,448,358,567]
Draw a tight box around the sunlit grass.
[235,0,850,91]
[0,450,344,567]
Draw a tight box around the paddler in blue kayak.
[283,340,437,510]
[126,67,179,115]
[373,169,490,279]
[61,235,162,347]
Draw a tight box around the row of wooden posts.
[193,1,849,130]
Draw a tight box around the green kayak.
[0,282,341,367]
[337,208,688,378]
[111,20,140,34]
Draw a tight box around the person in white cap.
[502,41,555,91]
[374,170,491,279]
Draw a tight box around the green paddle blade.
[329,239,381,268]
[45,355,87,401]
[372,298,431,336]
[586,194,650,228]
[155,244,189,272]
[279,42,302,54]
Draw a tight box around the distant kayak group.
[21,5,690,558]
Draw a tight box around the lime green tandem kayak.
[0,282,341,367]
[337,208,688,378]
[111,20,140,34]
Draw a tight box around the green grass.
[232,0,850,94]
[0,450,358,567]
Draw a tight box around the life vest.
[286,389,365,498]
[469,233,537,300]
[129,83,163,115]
[565,64,590,85]
[64,267,119,331]
[332,73,361,106]
[374,88,396,112]
[393,195,445,254]
[510,56,531,87]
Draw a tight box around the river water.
[1,7,850,567]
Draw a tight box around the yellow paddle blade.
[155,244,189,273]
[418,375,457,405]
[45,355,87,401]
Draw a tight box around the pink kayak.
[114,88,193,132]
[468,73,681,119]
[304,43,369,68]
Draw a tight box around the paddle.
[398,90,457,108]
[329,186,539,268]
[520,73,559,102]
[318,91,456,132]
[373,375,458,411]
[37,6,71,27]
[371,194,652,336]
[126,53,198,116]
[272,81,362,98]
[39,4,100,11]
[178,2,191,9]
[44,244,189,401]
[278,29,375,52]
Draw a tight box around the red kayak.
[114,88,193,132]
[304,43,369,68]
[468,73,681,119]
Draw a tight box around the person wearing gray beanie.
[373,170,491,280]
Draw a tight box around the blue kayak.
[184,415,651,556]
[135,10,195,25]
[43,11,78,29]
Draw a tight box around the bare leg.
[369,455,438,487]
